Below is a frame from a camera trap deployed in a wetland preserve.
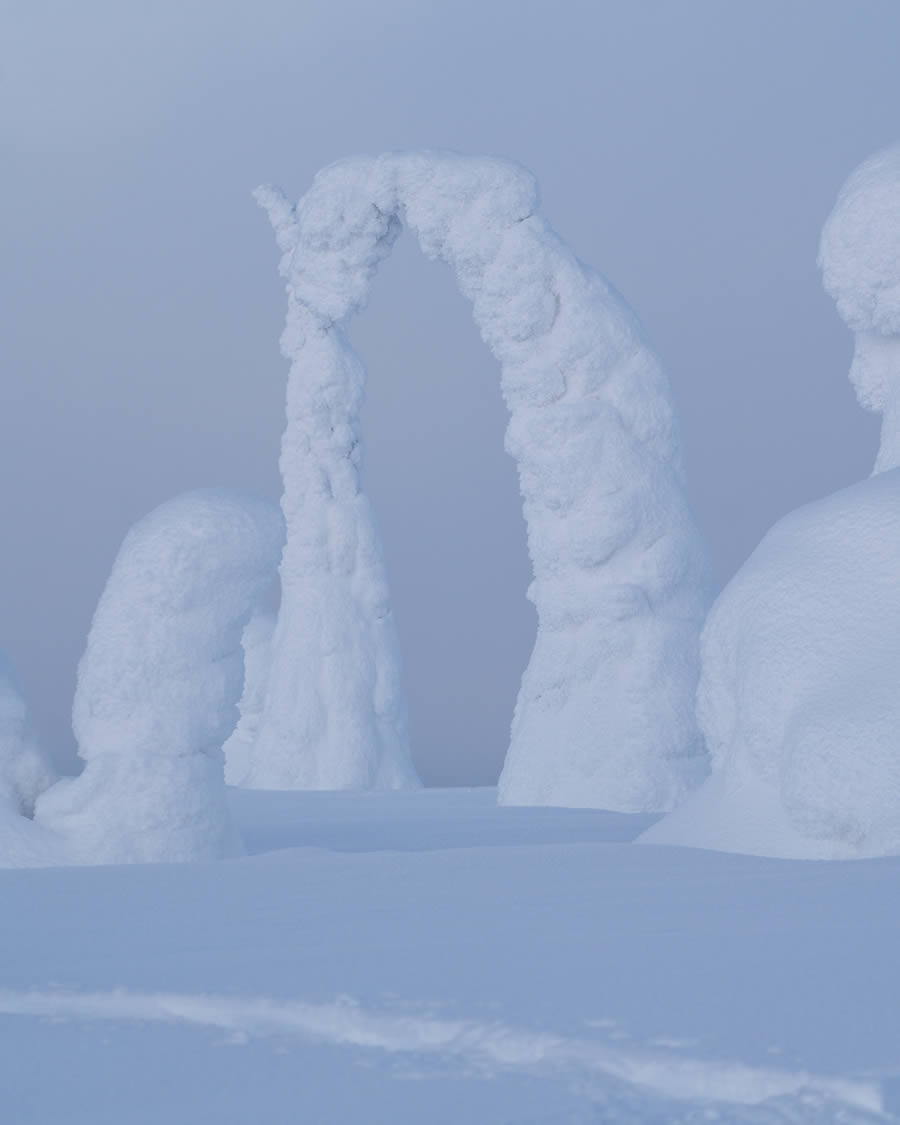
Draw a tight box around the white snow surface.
[223,603,277,787]
[30,489,284,866]
[819,142,900,473]
[1,788,898,1123]
[642,468,900,858]
[255,151,712,808]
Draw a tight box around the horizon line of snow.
[0,989,881,1115]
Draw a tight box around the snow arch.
[253,152,713,809]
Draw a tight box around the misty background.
[2,0,899,784]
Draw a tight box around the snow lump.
[34,489,284,865]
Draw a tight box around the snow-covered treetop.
[820,143,900,471]
[819,143,900,337]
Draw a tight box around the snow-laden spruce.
[224,604,276,787]
[643,142,900,858]
[255,152,713,808]
[34,489,284,865]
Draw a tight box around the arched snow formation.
[253,151,713,809]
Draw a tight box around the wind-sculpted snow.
[820,142,900,474]
[255,152,712,808]
[645,144,900,858]
[32,490,284,865]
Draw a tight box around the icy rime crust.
[644,144,900,858]
[255,152,712,807]
[34,490,285,865]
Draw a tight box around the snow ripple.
[0,989,883,1120]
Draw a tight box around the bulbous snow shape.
[641,469,900,858]
[223,603,276,787]
[819,142,900,474]
[34,489,285,865]
[255,151,713,807]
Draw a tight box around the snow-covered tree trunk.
[254,152,712,808]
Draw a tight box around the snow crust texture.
[31,489,284,866]
[255,151,712,808]
[646,144,900,858]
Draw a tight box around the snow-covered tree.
[0,651,59,867]
[254,152,712,808]
[643,142,900,858]
[34,489,284,865]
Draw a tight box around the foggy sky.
[2,0,899,784]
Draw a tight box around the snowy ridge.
[0,989,882,1120]
[255,151,712,808]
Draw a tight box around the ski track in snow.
[0,989,884,1118]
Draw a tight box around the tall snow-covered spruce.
[254,152,712,808]
[642,142,900,858]
[34,489,284,865]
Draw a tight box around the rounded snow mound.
[819,142,900,337]
[642,468,900,858]
[35,488,285,866]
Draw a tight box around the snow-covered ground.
[1,787,897,1123]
